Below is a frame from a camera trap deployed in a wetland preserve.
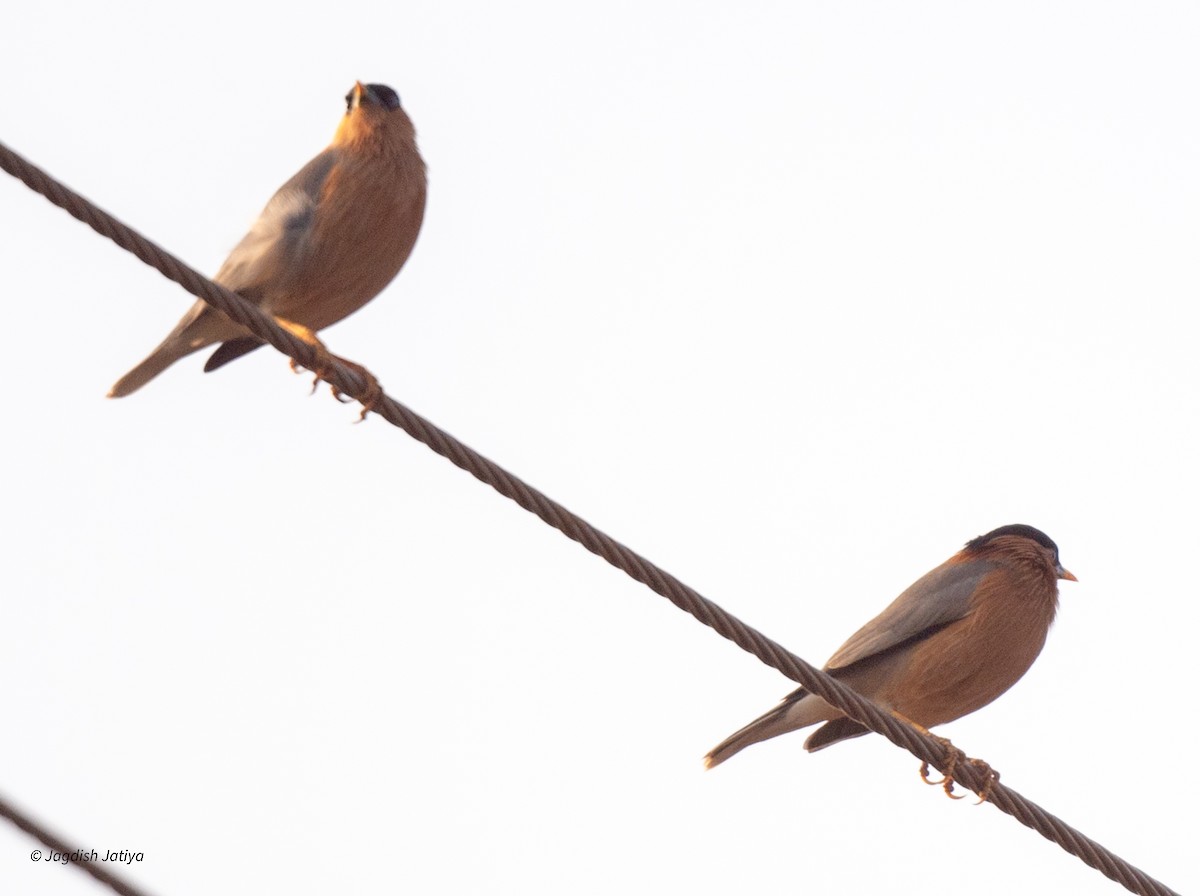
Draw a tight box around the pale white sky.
[1,2,1195,894]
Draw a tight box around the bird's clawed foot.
[890,712,998,804]
[288,356,324,394]
[326,354,384,422]
[918,735,967,799]
[918,738,999,804]
[280,320,383,421]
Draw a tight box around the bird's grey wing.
[212,149,339,296]
[825,558,996,671]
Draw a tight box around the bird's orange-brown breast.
[266,103,427,329]
[876,540,1060,728]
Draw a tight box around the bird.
[704,524,1076,769]
[108,81,426,399]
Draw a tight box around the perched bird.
[108,81,426,398]
[704,524,1076,769]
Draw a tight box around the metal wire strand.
[0,139,1181,896]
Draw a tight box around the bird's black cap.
[965,524,1060,559]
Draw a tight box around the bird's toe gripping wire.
[280,319,384,421]
[918,739,1000,805]
[890,712,999,804]
[326,354,384,422]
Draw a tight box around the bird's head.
[334,81,417,152]
[345,81,402,113]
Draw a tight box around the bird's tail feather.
[704,690,834,769]
[802,717,870,752]
[204,337,265,372]
[108,338,198,398]
[107,301,243,397]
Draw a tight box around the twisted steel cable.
[0,139,1180,896]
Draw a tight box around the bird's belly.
[881,616,1048,728]
[265,183,423,331]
